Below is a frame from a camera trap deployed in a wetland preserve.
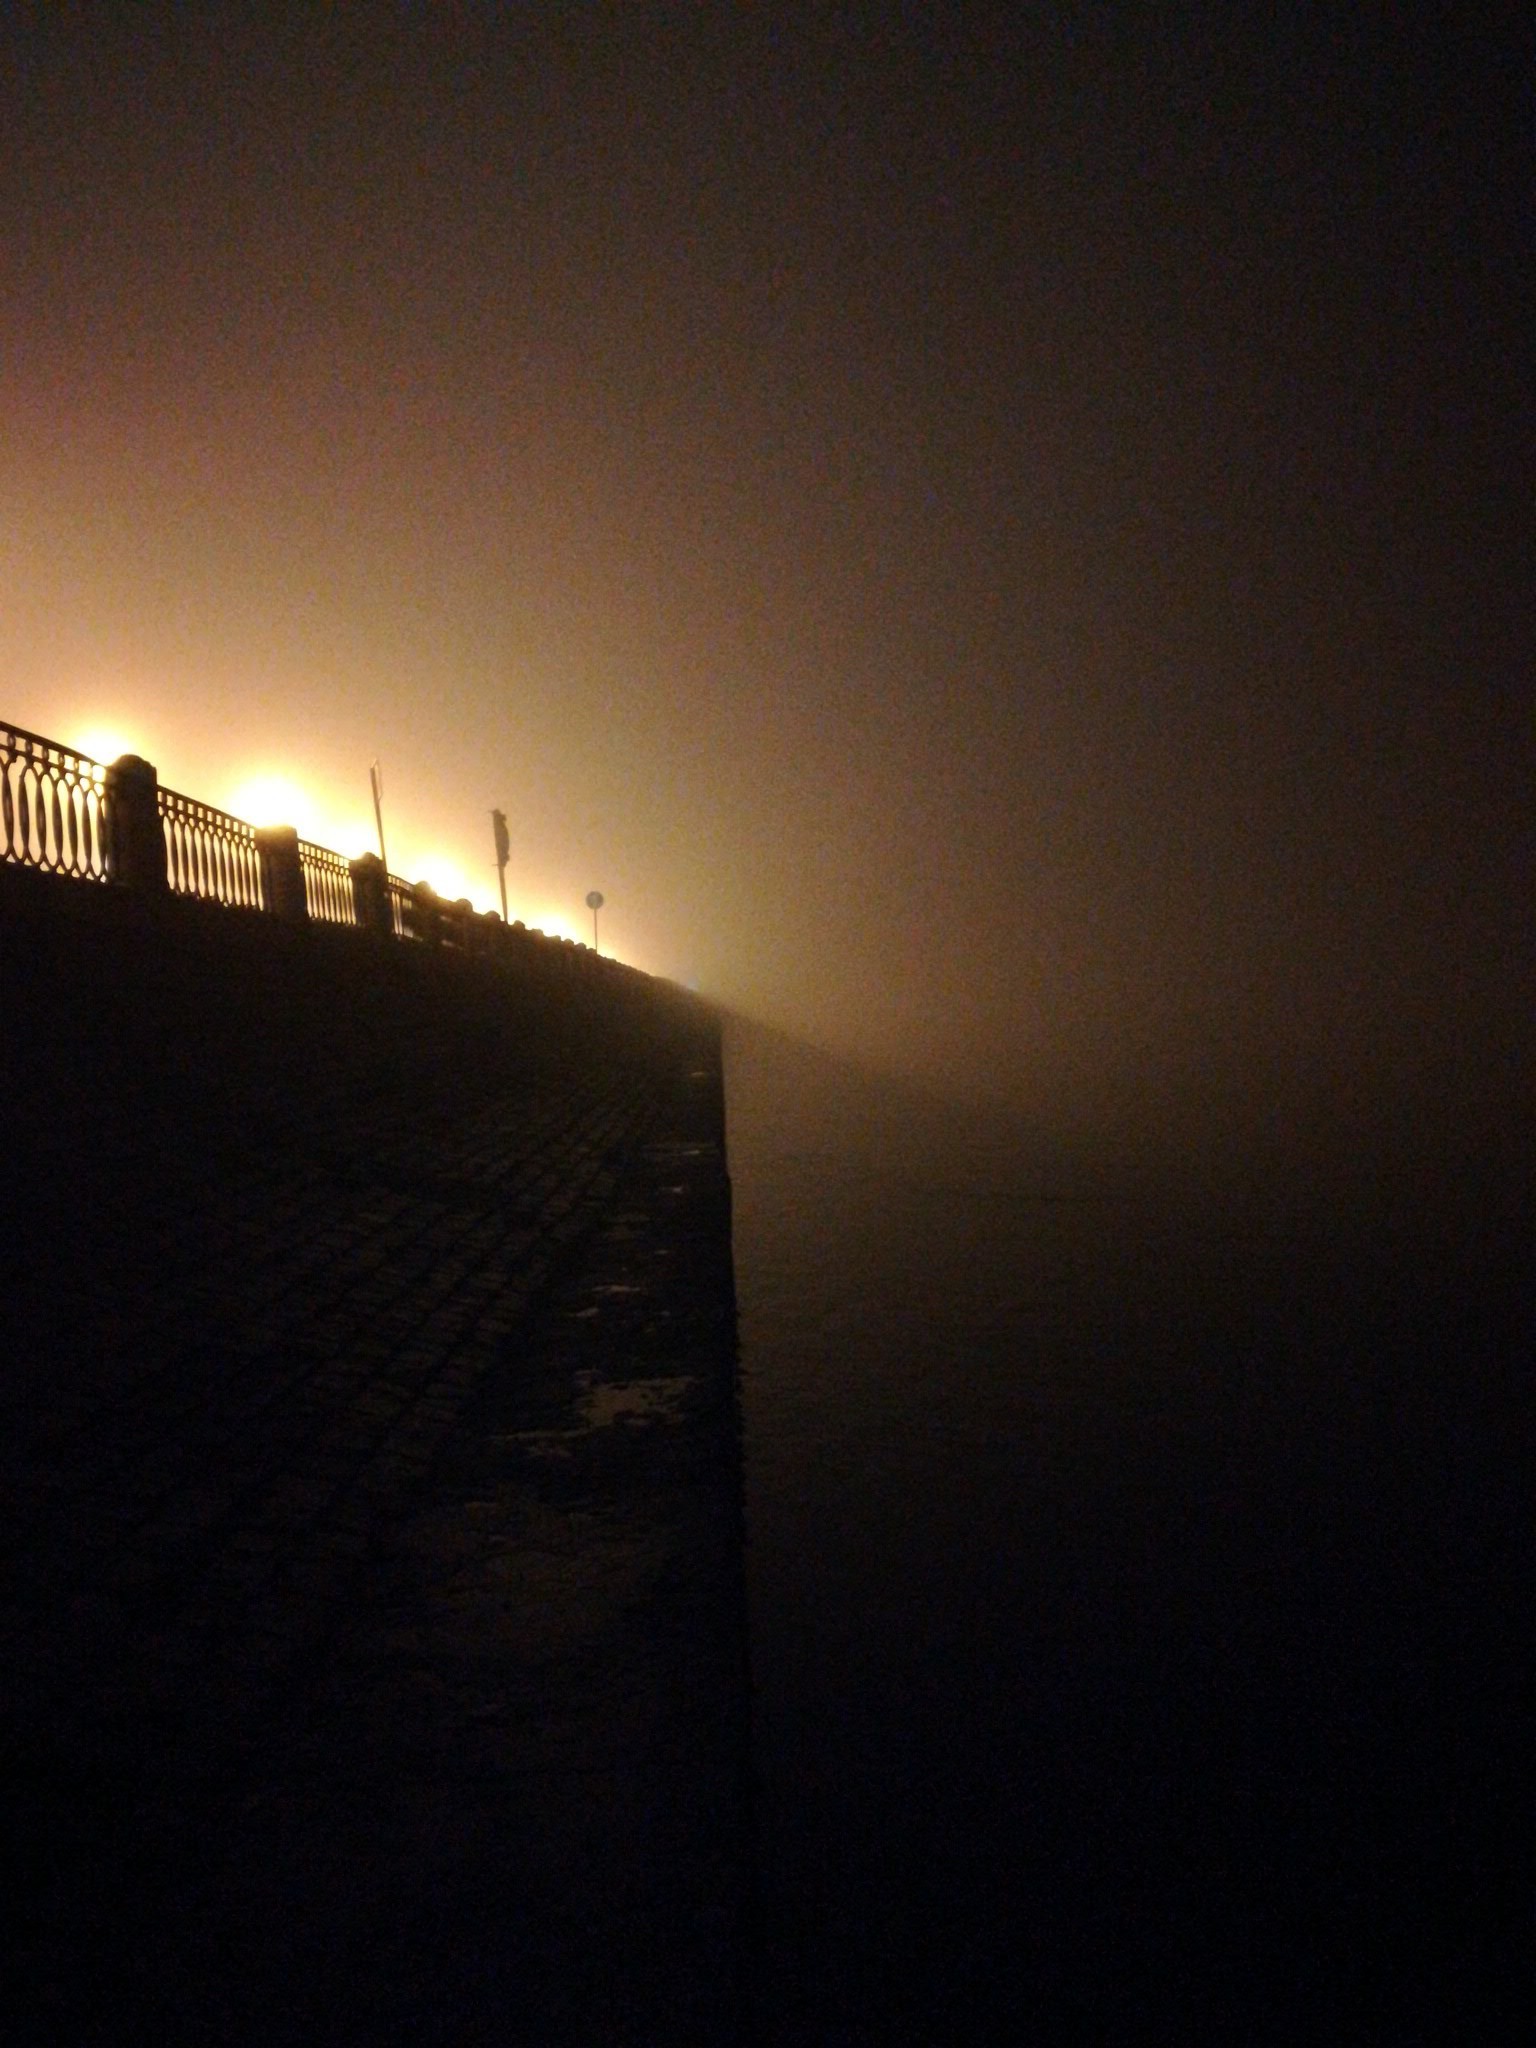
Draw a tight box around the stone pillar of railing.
[407,880,440,947]
[104,754,168,891]
[349,851,392,936]
[255,825,308,924]
[476,909,504,961]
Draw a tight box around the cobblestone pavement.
[5,1064,657,1739]
[2,890,746,2045]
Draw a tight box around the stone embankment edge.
[2,858,753,2045]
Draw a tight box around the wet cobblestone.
[2,874,745,2046]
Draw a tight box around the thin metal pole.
[492,808,510,922]
[370,761,388,871]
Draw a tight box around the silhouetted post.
[407,879,440,947]
[492,808,510,923]
[349,851,392,936]
[256,825,308,924]
[474,908,502,960]
[103,754,168,891]
[449,896,475,949]
[370,760,388,869]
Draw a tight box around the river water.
[724,1017,1527,2044]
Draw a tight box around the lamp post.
[492,808,510,922]
[585,890,604,952]
[369,760,388,870]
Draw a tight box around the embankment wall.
[2,857,746,2045]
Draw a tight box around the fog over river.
[724,1015,1526,2044]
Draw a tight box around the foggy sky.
[2,7,1527,1140]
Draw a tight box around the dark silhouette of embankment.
[2,862,748,2045]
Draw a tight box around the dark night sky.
[2,5,1528,1140]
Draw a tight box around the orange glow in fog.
[226,774,318,833]
[67,726,142,773]
[50,719,629,960]
[223,773,377,859]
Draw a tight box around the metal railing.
[1,719,648,998]
[0,724,109,881]
[160,785,265,910]
[299,840,358,926]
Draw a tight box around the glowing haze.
[1,11,1525,1148]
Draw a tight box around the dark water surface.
[725,1020,1528,2044]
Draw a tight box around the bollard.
[256,825,308,924]
[104,754,168,891]
[349,851,392,936]
[406,880,440,947]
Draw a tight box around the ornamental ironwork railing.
[1,719,646,998]
[299,840,357,926]
[0,723,110,880]
[160,785,265,910]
